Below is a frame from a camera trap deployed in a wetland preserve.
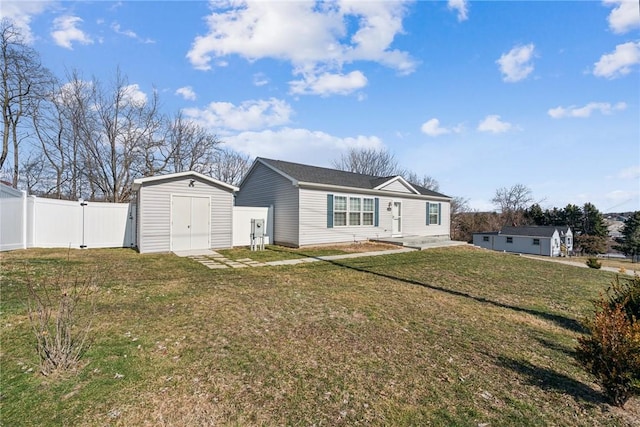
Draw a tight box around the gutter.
[297,181,452,201]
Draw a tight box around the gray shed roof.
[500,225,570,238]
[257,158,450,198]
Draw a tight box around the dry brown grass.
[1,246,638,426]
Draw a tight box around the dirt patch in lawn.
[300,241,402,253]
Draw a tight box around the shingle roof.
[500,225,570,238]
[258,158,450,198]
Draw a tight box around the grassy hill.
[1,246,637,426]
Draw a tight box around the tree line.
[1,19,250,202]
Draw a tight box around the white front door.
[392,201,402,236]
[171,195,210,251]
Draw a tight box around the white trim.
[170,194,212,251]
[133,171,238,192]
[331,193,376,227]
[391,200,402,236]
[300,181,451,201]
[373,176,420,195]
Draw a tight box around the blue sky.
[3,0,639,212]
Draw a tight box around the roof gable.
[253,158,450,198]
[373,176,420,194]
[132,171,238,192]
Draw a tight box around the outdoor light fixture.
[387,201,392,211]
[189,179,195,187]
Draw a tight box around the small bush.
[586,258,602,269]
[26,269,97,376]
[606,275,640,320]
[575,276,640,406]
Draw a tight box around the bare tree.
[450,196,470,240]
[491,183,534,226]
[163,111,220,175]
[1,19,52,187]
[207,147,251,186]
[333,147,401,176]
[403,170,440,192]
[83,69,163,202]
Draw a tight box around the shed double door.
[171,195,210,251]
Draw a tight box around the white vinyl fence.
[1,184,27,251]
[232,206,273,247]
[1,183,135,251]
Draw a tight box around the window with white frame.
[363,198,375,225]
[332,195,375,227]
[334,196,347,226]
[349,197,361,226]
[428,203,440,225]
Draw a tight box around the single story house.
[473,225,573,257]
[235,158,451,247]
[132,171,238,253]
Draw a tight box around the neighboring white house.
[473,225,573,257]
[132,171,238,254]
[235,158,451,247]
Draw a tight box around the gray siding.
[474,234,555,256]
[137,176,233,253]
[378,179,413,193]
[298,189,450,246]
[236,163,299,246]
[400,198,450,238]
[298,189,390,246]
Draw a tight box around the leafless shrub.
[25,269,96,376]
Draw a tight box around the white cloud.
[593,41,640,79]
[186,1,415,95]
[183,98,293,132]
[51,15,93,49]
[175,86,197,101]
[448,0,469,22]
[420,118,464,137]
[548,101,627,118]
[0,1,52,43]
[121,84,147,107]
[603,0,640,34]
[477,115,513,133]
[111,22,155,44]
[253,73,269,87]
[223,127,384,167]
[617,165,640,180]
[496,43,536,82]
[289,70,367,96]
[605,189,639,206]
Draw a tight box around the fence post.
[80,200,88,249]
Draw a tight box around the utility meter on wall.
[251,218,264,237]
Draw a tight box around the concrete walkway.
[177,246,418,269]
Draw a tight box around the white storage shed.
[133,172,238,254]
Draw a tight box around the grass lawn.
[1,246,638,426]
[570,256,639,274]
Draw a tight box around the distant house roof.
[255,158,450,199]
[500,225,571,238]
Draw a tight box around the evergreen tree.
[615,211,640,263]
[564,204,583,233]
[582,203,608,237]
[525,203,547,225]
